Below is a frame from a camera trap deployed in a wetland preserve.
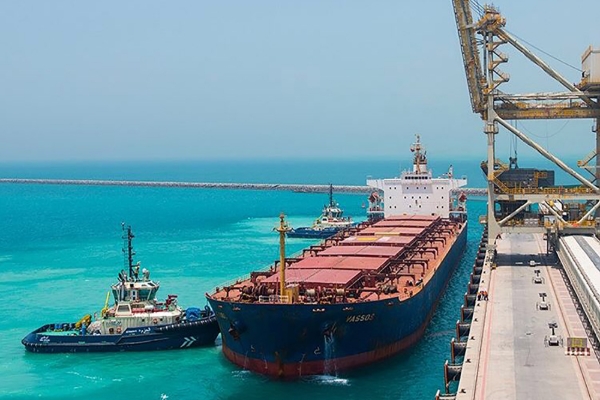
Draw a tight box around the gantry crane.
[452,0,600,244]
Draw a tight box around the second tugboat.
[22,224,220,353]
[207,136,468,378]
[287,184,354,239]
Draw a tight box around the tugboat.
[287,184,354,239]
[22,224,220,353]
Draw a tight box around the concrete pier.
[0,178,372,193]
[453,233,600,399]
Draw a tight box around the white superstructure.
[366,135,467,218]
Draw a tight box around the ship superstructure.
[366,135,467,218]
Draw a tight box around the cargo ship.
[207,136,468,378]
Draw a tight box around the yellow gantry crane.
[452,0,600,242]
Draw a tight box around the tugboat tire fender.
[155,316,216,333]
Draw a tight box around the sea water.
[0,159,486,399]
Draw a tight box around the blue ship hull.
[22,316,220,353]
[207,224,467,377]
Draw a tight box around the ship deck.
[454,233,600,399]
[210,215,464,305]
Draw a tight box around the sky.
[0,1,599,162]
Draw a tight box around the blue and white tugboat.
[287,184,354,239]
[22,224,220,353]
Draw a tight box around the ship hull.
[207,223,467,378]
[22,316,220,353]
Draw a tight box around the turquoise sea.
[0,159,486,400]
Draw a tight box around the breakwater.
[0,178,487,196]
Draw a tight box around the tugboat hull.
[22,316,220,353]
[21,224,222,354]
[286,227,340,239]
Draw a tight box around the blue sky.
[0,1,598,162]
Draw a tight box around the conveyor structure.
[557,235,600,345]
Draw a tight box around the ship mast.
[329,184,334,208]
[410,134,426,174]
[275,214,290,299]
[122,223,135,280]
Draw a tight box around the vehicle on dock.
[22,224,220,353]
[207,136,468,378]
[287,184,354,239]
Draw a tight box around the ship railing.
[219,274,254,289]
[496,185,598,195]
[499,219,595,228]
[258,295,290,303]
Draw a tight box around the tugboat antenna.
[122,223,135,280]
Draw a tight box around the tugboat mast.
[329,184,334,208]
[122,223,136,280]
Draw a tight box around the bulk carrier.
[207,136,468,378]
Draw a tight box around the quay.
[438,231,600,399]
[442,0,600,397]
[0,178,487,196]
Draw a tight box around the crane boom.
[494,28,596,107]
[447,0,600,251]
[452,0,485,114]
